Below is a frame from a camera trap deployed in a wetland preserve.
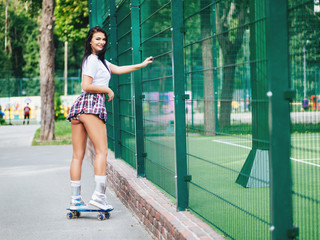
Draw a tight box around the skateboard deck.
[66,207,113,221]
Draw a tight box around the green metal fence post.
[236,0,269,188]
[266,0,297,239]
[211,3,219,133]
[110,0,121,159]
[8,72,12,125]
[89,0,96,27]
[89,0,92,26]
[131,0,145,177]
[171,0,188,211]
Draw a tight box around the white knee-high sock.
[95,175,107,184]
[94,175,107,195]
[70,180,81,197]
[70,180,81,187]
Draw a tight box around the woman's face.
[90,32,107,55]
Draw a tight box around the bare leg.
[79,114,108,176]
[78,114,112,210]
[69,119,88,209]
[70,120,87,181]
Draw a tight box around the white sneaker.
[70,196,88,210]
[89,192,113,210]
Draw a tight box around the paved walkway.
[0,125,153,240]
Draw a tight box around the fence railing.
[0,70,81,98]
[90,0,320,239]
[0,70,81,123]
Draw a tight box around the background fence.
[0,69,81,98]
[0,70,81,123]
[89,0,319,239]
[288,1,320,240]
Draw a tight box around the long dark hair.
[81,26,109,71]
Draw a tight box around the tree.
[54,0,88,44]
[0,0,41,100]
[20,0,88,140]
[22,24,41,78]
[0,1,10,74]
[53,0,88,78]
[23,0,56,140]
[288,1,320,100]
[200,0,216,135]
[54,0,88,96]
[39,0,56,140]
[215,0,248,128]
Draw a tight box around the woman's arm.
[82,75,114,101]
[109,56,153,75]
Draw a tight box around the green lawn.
[32,120,72,145]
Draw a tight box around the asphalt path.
[0,125,152,240]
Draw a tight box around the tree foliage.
[0,0,40,77]
[54,0,88,74]
[288,0,320,100]
[0,1,10,75]
[54,0,89,43]
[0,0,88,80]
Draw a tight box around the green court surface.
[187,135,269,239]
[290,133,320,240]
[188,133,319,239]
[144,133,319,239]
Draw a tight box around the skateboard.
[66,207,113,221]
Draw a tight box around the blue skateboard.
[66,207,113,221]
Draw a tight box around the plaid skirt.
[67,92,107,123]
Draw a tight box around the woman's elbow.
[81,83,90,92]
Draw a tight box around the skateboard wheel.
[97,214,104,221]
[70,211,79,219]
[105,213,110,219]
[66,212,74,219]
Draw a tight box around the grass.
[32,120,72,145]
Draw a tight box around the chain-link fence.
[0,70,81,123]
[0,69,81,98]
[90,0,319,239]
[288,1,320,240]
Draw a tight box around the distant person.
[23,103,31,125]
[0,105,4,125]
[66,26,153,211]
[0,105,4,118]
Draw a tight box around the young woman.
[67,26,153,210]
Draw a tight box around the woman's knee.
[95,147,108,158]
[72,151,85,163]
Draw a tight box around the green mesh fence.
[140,0,176,197]
[101,7,115,153]
[116,0,137,168]
[90,0,319,239]
[288,1,320,239]
[184,1,270,239]
[0,70,81,98]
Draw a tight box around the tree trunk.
[219,54,236,128]
[215,1,247,128]
[200,2,215,135]
[40,0,56,141]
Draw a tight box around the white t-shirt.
[82,54,111,92]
